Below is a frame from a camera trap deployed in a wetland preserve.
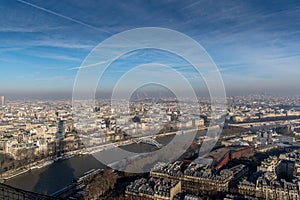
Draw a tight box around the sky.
[0,0,300,99]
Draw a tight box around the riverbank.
[1,129,200,182]
[3,129,203,195]
[5,153,107,194]
[0,142,117,182]
[1,153,77,181]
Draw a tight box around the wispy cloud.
[0,25,65,33]
[1,0,300,94]
[26,52,82,62]
[67,60,110,70]
[16,0,110,34]
[35,75,69,81]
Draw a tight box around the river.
[5,134,177,195]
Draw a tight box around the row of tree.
[84,169,118,200]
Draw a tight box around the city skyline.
[1,0,300,99]
[2,2,300,199]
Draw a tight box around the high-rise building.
[0,96,4,107]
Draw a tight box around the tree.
[84,169,118,199]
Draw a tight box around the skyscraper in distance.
[1,96,5,107]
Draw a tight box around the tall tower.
[0,96,4,107]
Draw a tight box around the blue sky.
[1,0,300,98]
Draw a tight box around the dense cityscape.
[1,0,300,200]
[0,95,300,199]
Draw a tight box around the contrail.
[16,0,139,71]
[16,0,113,35]
[67,60,110,70]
